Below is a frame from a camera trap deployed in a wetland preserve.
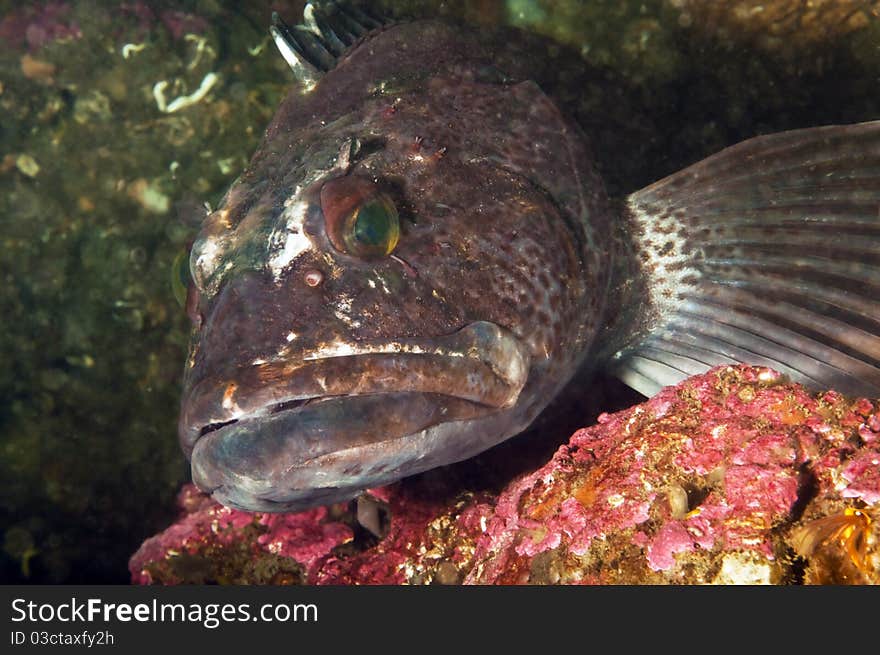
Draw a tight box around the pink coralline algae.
[130,484,353,585]
[0,3,209,55]
[119,4,209,41]
[0,3,81,52]
[131,366,880,585]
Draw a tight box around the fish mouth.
[179,321,530,512]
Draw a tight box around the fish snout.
[179,321,531,511]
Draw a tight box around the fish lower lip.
[268,396,319,414]
[198,419,238,438]
[189,391,491,512]
[197,397,323,437]
[179,321,531,455]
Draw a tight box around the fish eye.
[320,175,400,259]
[343,195,399,257]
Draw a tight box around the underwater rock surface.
[130,365,879,585]
[5,0,880,585]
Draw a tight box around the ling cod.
[179,2,880,512]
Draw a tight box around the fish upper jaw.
[178,321,531,512]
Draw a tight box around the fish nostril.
[304,268,324,286]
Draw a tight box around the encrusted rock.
[131,366,879,585]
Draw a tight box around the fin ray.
[618,123,880,398]
[270,2,388,87]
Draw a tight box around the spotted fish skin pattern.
[179,18,622,511]
[179,11,880,512]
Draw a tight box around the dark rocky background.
[1,0,878,583]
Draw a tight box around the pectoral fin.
[615,120,880,398]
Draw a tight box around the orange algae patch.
[790,507,874,574]
[770,398,810,425]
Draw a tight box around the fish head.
[179,19,607,511]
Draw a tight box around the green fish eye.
[343,195,400,258]
[320,175,401,259]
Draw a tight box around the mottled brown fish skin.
[180,19,621,511]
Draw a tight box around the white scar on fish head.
[302,339,468,361]
[191,222,232,293]
[267,187,314,281]
[194,236,223,281]
[190,207,238,295]
[332,292,361,328]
